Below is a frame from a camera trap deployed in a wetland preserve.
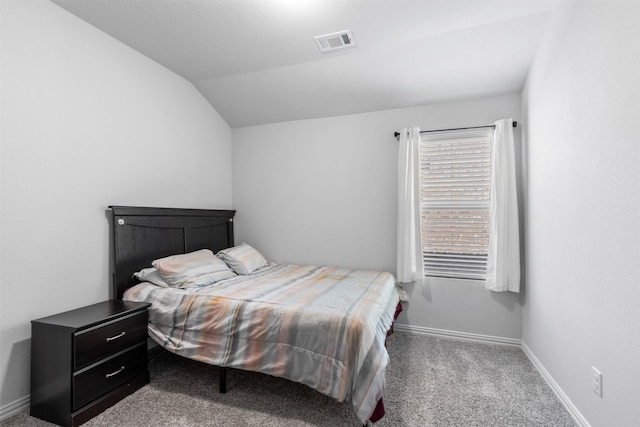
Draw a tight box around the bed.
[110,206,401,424]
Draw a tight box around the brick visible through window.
[420,129,492,280]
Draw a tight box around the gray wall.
[521,1,640,425]
[232,94,523,341]
[0,0,233,409]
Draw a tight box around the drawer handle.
[106,331,126,342]
[105,366,125,378]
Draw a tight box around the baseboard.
[0,395,29,421]
[521,341,590,427]
[393,323,522,346]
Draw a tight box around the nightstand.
[30,300,151,426]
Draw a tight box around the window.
[420,128,493,280]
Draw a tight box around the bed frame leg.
[219,366,227,393]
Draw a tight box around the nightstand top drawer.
[32,300,150,331]
[74,310,148,370]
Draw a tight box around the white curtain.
[397,127,424,284]
[486,118,520,292]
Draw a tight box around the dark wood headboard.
[109,206,236,300]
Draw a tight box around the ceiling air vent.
[314,30,356,52]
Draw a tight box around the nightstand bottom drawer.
[73,343,147,410]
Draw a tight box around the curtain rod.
[393,121,517,139]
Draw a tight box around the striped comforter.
[123,263,400,423]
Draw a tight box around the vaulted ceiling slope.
[52,0,556,127]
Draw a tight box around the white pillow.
[217,243,268,275]
[133,267,170,288]
[152,249,236,288]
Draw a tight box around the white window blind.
[420,128,493,280]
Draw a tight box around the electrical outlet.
[592,367,602,397]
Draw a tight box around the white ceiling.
[52,0,557,128]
